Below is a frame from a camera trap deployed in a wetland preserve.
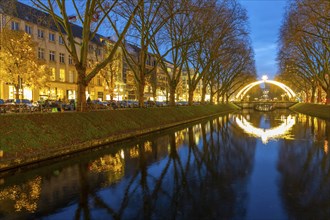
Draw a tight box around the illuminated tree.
[0,28,50,99]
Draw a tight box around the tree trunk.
[317,86,322,103]
[137,79,145,107]
[304,90,309,102]
[76,72,87,112]
[77,82,87,112]
[188,88,194,105]
[15,85,20,99]
[201,84,207,105]
[209,85,214,104]
[326,88,330,105]
[169,84,176,106]
[210,93,214,105]
[311,86,316,103]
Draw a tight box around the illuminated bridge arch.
[235,79,296,100]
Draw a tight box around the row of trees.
[277,0,330,104]
[1,0,256,111]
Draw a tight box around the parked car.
[108,101,118,110]
[155,101,168,107]
[122,100,139,108]
[4,99,36,112]
[90,100,107,110]
[176,101,188,106]
[0,99,6,113]
[144,100,156,107]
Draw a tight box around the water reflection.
[235,114,296,144]
[0,110,329,219]
[277,115,330,219]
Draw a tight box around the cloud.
[254,43,277,53]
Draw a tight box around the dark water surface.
[0,109,329,220]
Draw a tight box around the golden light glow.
[129,146,140,158]
[325,140,328,154]
[0,176,42,213]
[89,153,124,173]
[235,115,296,144]
[235,79,296,99]
[144,141,152,152]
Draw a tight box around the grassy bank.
[290,103,330,120]
[0,104,239,171]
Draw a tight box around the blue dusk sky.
[238,0,287,80]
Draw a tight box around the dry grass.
[290,103,330,120]
[0,104,239,155]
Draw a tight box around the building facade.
[0,1,196,104]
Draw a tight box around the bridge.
[233,101,298,111]
[233,76,298,111]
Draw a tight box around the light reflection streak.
[325,140,328,154]
[235,115,296,144]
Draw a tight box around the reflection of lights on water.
[120,150,125,159]
[325,140,328,154]
[235,115,296,144]
[144,141,152,152]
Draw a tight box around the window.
[59,53,65,63]
[59,69,65,82]
[11,21,19,30]
[51,68,56,81]
[68,55,73,65]
[96,48,101,56]
[25,25,32,35]
[59,36,64,45]
[38,48,44,59]
[88,44,94,52]
[38,29,44,38]
[97,76,102,86]
[49,33,55,42]
[49,50,55,62]
[68,71,74,83]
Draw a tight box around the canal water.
[0,109,329,220]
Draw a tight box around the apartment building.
[0,0,123,102]
[0,1,177,103]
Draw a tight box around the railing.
[232,101,298,110]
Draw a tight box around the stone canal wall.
[0,104,239,172]
[290,103,330,120]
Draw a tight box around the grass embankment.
[290,103,330,120]
[0,104,239,171]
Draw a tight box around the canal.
[0,109,329,220]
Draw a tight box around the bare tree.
[117,0,178,107]
[30,0,142,111]
[149,0,195,106]
[278,0,330,104]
